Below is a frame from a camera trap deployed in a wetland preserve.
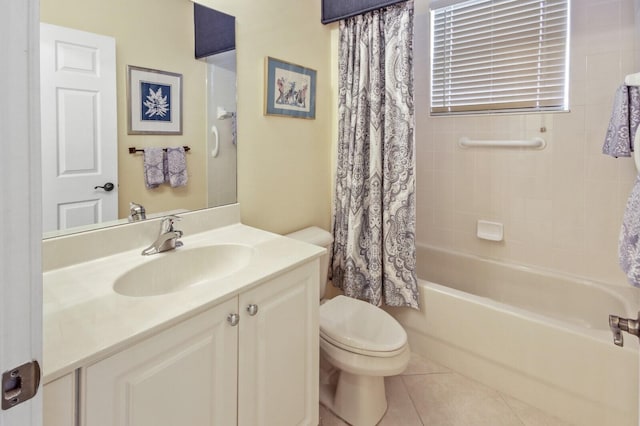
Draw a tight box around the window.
[430,0,569,115]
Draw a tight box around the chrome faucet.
[128,202,146,222]
[141,215,183,255]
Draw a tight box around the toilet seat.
[319,295,407,356]
[320,333,407,358]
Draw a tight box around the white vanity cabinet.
[238,261,319,426]
[44,372,77,426]
[81,261,319,426]
[83,297,238,426]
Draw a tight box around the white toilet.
[286,227,410,426]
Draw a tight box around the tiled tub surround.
[414,0,640,288]
[42,204,324,383]
[387,244,639,426]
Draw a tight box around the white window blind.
[430,0,569,114]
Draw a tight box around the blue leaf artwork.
[140,82,172,122]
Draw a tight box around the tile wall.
[415,0,639,286]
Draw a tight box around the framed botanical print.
[127,65,183,135]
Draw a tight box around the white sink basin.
[113,244,254,297]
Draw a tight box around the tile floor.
[319,353,572,426]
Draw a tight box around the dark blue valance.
[194,4,235,59]
[321,0,408,24]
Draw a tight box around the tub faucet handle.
[609,311,640,347]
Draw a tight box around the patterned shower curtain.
[329,0,419,309]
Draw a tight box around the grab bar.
[458,137,546,149]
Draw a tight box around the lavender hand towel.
[143,147,166,188]
[619,174,640,287]
[603,85,640,157]
[631,86,640,141]
[166,147,188,187]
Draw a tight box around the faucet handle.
[609,312,640,347]
[159,215,181,233]
[128,202,146,222]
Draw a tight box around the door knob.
[94,182,115,192]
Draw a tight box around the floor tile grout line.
[442,367,532,425]
[497,392,527,426]
[400,373,432,426]
[401,371,452,377]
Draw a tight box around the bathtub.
[386,244,640,426]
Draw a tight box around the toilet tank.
[285,226,333,299]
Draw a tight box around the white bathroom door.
[1,0,43,424]
[40,23,118,233]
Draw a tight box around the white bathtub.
[386,244,640,426]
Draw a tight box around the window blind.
[430,0,569,114]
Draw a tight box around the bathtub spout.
[609,312,640,347]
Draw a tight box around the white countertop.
[43,223,324,383]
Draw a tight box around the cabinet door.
[44,372,77,426]
[83,298,238,426]
[238,261,319,426]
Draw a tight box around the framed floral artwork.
[264,57,316,119]
[127,65,183,135]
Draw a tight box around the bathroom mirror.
[40,0,237,238]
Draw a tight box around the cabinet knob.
[246,304,259,316]
[227,313,240,326]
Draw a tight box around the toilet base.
[319,371,388,426]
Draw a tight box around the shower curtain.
[330,0,419,309]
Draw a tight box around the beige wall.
[415,0,638,287]
[41,0,208,219]
[197,0,334,234]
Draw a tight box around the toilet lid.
[319,295,407,353]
